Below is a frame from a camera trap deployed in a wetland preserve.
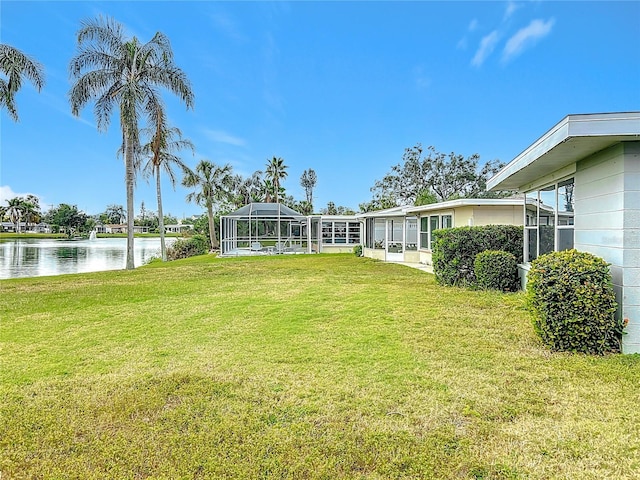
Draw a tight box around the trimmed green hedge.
[527,249,623,354]
[166,235,211,261]
[474,250,519,292]
[432,225,523,287]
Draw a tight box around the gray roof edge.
[225,202,304,218]
[487,112,640,191]
[355,206,407,218]
[403,197,529,213]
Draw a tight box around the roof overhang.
[487,112,640,192]
[355,206,407,219]
[225,202,305,220]
[403,197,528,214]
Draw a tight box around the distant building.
[1,222,51,233]
[164,224,193,233]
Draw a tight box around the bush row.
[432,225,523,287]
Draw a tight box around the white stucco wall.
[574,142,640,353]
[471,205,525,227]
[363,247,386,261]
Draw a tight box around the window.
[365,218,374,248]
[322,220,360,245]
[374,219,385,249]
[524,177,574,262]
[420,217,429,249]
[419,214,453,250]
[335,222,347,244]
[348,222,361,244]
[406,218,417,250]
[322,221,333,244]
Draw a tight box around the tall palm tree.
[141,107,194,261]
[265,156,288,204]
[183,160,233,250]
[68,15,194,269]
[6,197,23,233]
[0,44,45,121]
[21,195,41,232]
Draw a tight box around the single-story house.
[358,198,534,265]
[94,223,107,234]
[101,224,149,234]
[165,224,193,234]
[487,111,640,353]
[1,222,51,233]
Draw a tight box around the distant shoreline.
[0,232,182,240]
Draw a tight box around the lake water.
[0,237,175,279]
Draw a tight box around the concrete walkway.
[390,261,434,274]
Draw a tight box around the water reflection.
[0,238,175,279]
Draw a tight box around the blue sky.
[2,1,639,218]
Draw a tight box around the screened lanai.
[220,203,312,256]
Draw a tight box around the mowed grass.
[1,254,639,479]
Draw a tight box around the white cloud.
[471,30,500,67]
[0,185,39,204]
[202,129,247,147]
[503,18,555,62]
[458,18,479,50]
[504,1,520,21]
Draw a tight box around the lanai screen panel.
[220,203,308,255]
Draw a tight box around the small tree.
[300,168,317,209]
[46,204,88,235]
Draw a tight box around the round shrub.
[526,249,623,354]
[474,250,519,292]
[353,244,363,257]
[166,234,211,261]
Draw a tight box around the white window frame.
[322,220,361,245]
[419,213,453,251]
[524,176,574,263]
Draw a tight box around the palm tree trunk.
[207,203,218,250]
[125,136,136,270]
[156,168,167,261]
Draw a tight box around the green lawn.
[1,254,638,479]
